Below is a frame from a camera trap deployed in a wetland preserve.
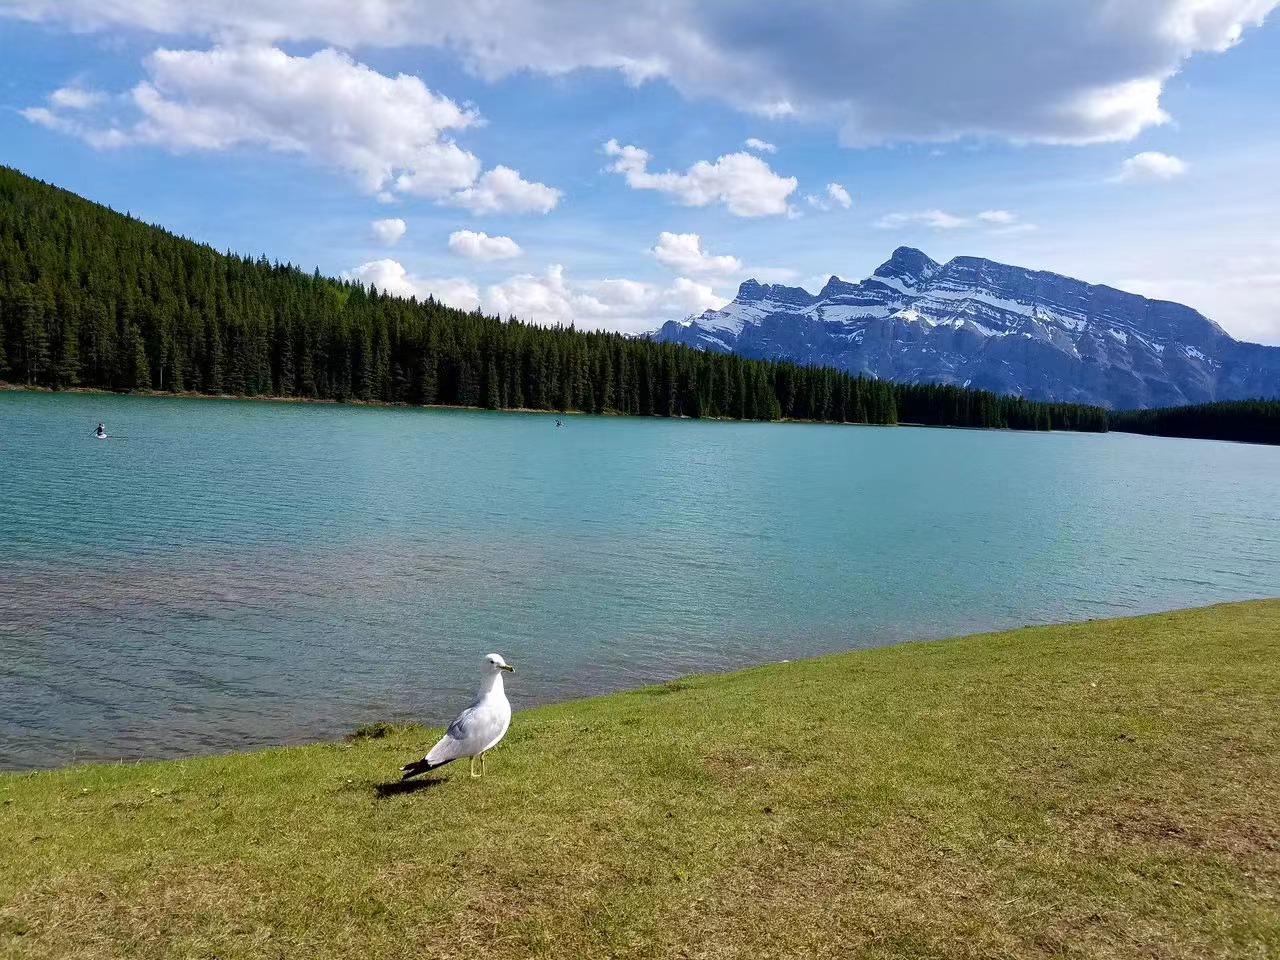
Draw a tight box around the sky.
[2,1,1279,344]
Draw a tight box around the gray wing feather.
[425,696,506,765]
[445,697,484,740]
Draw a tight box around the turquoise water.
[2,391,1278,770]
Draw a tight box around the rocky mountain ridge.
[654,247,1280,409]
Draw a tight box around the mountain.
[0,166,1105,432]
[654,248,1280,409]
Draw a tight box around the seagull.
[401,653,515,780]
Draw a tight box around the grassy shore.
[2,601,1278,959]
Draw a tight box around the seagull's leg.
[480,752,486,777]
[470,755,480,779]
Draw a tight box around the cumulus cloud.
[347,259,725,332]
[875,209,1029,231]
[603,139,797,217]
[1119,246,1280,344]
[650,232,743,277]
[743,137,776,153]
[486,265,725,331]
[447,166,561,214]
[1115,151,1189,182]
[370,218,406,246]
[345,259,481,310]
[140,46,477,194]
[664,276,727,317]
[448,229,522,260]
[23,44,560,212]
[8,1,1275,145]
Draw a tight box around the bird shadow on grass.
[374,778,448,799]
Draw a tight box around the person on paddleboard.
[95,422,106,438]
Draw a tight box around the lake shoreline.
[1,379,585,418]
[2,599,1277,958]
[0,379,895,427]
[2,596,1275,777]
[13,381,1276,445]
[0,380,1078,432]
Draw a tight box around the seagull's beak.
[500,663,515,672]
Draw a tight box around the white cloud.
[827,182,853,209]
[876,209,1029,231]
[23,44,560,212]
[753,267,804,285]
[1115,151,1189,183]
[806,181,852,211]
[875,210,971,231]
[603,139,797,217]
[448,229,522,260]
[345,259,481,310]
[9,1,1276,145]
[48,85,105,110]
[423,277,485,312]
[138,46,478,194]
[650,232,742,277]
[1119,258,1280,344]
[487,266,724,332]
[370,217,406,246]
[20,104,130,149]
[347,259,725,333]
[976,209,1017,224]
[664,276,727,317]
[743,137,776,154]
[447,165,561,215]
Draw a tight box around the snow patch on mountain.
[653,247,1280,409]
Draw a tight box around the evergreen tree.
[4,285,46,385]
[51,302,80,387]
[484,357,501,410]
[0,164,1109,435]
[1110,399,1278,445]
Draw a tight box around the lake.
[2,390,1277,771]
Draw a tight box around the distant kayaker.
[95,422,106,438]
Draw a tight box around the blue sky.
[2,1,1279,342]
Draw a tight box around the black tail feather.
[400,756,453,780]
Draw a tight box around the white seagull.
[401,653,514,780]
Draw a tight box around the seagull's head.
[485,653,514,674]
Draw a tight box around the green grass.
[2,601,1278,959]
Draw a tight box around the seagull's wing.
[426,700,485,765]
[401,695,505,779]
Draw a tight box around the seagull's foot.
[469,755,480,779]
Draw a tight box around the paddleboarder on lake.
[94,422,106,439]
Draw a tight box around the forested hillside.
[0,166,1106,431]
[1110,399,1280,445]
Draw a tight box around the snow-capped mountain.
[654,247,1280,409]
